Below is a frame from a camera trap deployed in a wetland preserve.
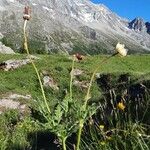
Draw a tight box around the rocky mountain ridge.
[0,0,150,54]
[129,18,150,33]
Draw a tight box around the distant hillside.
[0,0,150,54]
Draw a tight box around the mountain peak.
[145,22,150,34]
[129,17,146,31]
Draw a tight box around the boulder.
[73,80,89,89]
[0,42,15,54]
[0,93,31,116]
[43,75,59,90]
[0,58,33,71]
[71,69,83,76]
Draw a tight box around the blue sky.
[91,0,150,21]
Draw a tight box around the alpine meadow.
[0,0,150,150]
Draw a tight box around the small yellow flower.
[106,136,112,140]
[99,125,105,129]
[115,42,127,57]
[117,101,126,111]
[100,141,106,145]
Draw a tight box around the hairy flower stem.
[23,20,51,113]
[62,137,67,150]
[76,53,118,150]
[70,56,75,99]
[84,52,118,110]
[76,120,83,150]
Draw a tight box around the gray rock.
[0,32,3,39]
[71,69,83,76]
[0,93,31,115]
[43,75,59,90]
[0,99,20,109]
[0,58,30,71]
[73,80,89,89]
[129,18,146,32]
[8,93,31,100]
[0,41,15,54]
[145,22,150,34]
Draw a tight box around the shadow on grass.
[28,131,60,150]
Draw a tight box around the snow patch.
[7,0,15,3]
[43,6,50,11]
[0,6,5,11]
[32,3,37,6]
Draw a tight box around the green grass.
[0,54,149,96]
[0,53,150,149]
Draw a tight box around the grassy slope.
[0,54,150,97]
[0,54,150,149]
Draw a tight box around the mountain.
[145,22,150,34]
[0,0,150,54]
[129,18,146,32]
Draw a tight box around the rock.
[26,55,40,60]
[145,22,150,34]
[71,69,83,76]
[0,99,20,109]
[43,75,59,90]
[0,58,31,71]
[0,41,15,54]
[80,26,97,40]
[0,32,3,39]
[129,18,146,32]
[8,94,31,100]
[0,93,31,115]
[73,80,89,89]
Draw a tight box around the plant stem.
[83,53,118,110]
[76,53,118,150]
[23,20,51,113]
[62,137,67,150]
[70,56,75,99]
[76,119,83,150]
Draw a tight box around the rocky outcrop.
[0,56,39,71]
[129,18,150,35]
[129,18,146,32]
[145,22,150,34]
[43,75,59,90]
[71,69,83,77]
[0,32,3,39]
[41,70,59,90]
[0,58,31,71]
[0,93,31,115]
[0,41,15,54]
[73,80,89,89]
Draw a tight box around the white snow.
[43,6,50,11]
[32,3,37,6]
[42,6,54,13]
[82,13,93,22]
[70,11,77,18]
[0,6,5,11]
[7,0,15,3]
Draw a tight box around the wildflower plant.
[23,10,129,149]
[76,42,128,150]
[22,5,149,150]
[23,6,50,114]
[23,8,97,149]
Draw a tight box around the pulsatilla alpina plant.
[75,43,128,150]
[22,5,135,150]
[23,6,31,21]
[23,7,97,150]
